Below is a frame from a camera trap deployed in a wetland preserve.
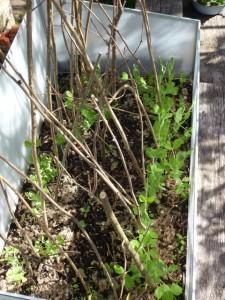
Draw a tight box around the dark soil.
[0,76,192,300]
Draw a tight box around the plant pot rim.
[192,0,225,15]
[193,0,225,7]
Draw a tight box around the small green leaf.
[149,248,158,258]
[24,139,41,148]
[79,220,87,229]
[139,194,157,204]
[6,265,27,284]
[80,106,98,129]
[130,239,140,250]
[124,275,135,289]
[155,284,170,299]
[175,107,184,124]
[162,291,174,300]
[56,234,65,246]
[172,138,185,149]
[113,264,125,275]
[55,133,66,146]
[120,72,129,81]
[24,140,33,148]
[170,283,182,296]
[145,148,167,159]
[64,91,73,109]
[167,264,178,273]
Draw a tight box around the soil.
[0,76,192,300]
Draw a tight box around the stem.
[26,0,48,230]
[138,0,162,105]
[100,191,155,290]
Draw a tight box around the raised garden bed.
[0,1,200,299]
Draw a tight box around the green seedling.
[80,204,90,218]
[34,234,65,257]
[24,138,41,149]
[176,233,186,256]
[55,133,66,146]
[0,246,27,285]
[80,106,98,130]
[29,154,57,187]
[64,90,74,109]
[155,283,182,300]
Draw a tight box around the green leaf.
[145,147,167,159]
[130,239,140,250]
[56,234,65,246]
[167,264,179,273]
[113,264,125,275]
[80,106,98,129]
[24,140,33,148]
[139,194,157,204]
[39,154,57,185]
[120,72,129,81]
[153,119,170,143]
[162,291,174,300]
[175,107,184,124]
[161,81,178,96]
[79,220,87,229]
[155,284,170,299]
[139,230,158,247]
[124,275,135,289]
[24,138,41,148]
[172,138,185,150]
[170,283,182,296]
[55,133,66,146]
[147,260,167,282]
[64,91,73,109]
[149,248,158,258]
[6,265,27,284]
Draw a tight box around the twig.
[100,191,155,290]
[26,0,48,230]
[138,0,162,104]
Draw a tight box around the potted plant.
[192,0,225,15]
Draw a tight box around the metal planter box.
[0,1,200,299]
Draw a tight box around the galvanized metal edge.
[185,19,201,300]
[0,291,45,300]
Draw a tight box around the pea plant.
[0,246,26,285]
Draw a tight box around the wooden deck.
[135,0,183,16]
[196,11,225,300]
[10,0,26,21]
[197,82,225,300]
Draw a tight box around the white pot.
[192,0,225,15]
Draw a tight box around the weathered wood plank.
[196,82,225,300]
[200,13,225,84]
[10,0,26,22]
[135,0,183,17]
[0,0,15,31]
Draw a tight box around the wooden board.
[0,0,15,31]
[196,82,225,300]
[135,0,183,16]
[200,12,225,84]
[11,0,26,21]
